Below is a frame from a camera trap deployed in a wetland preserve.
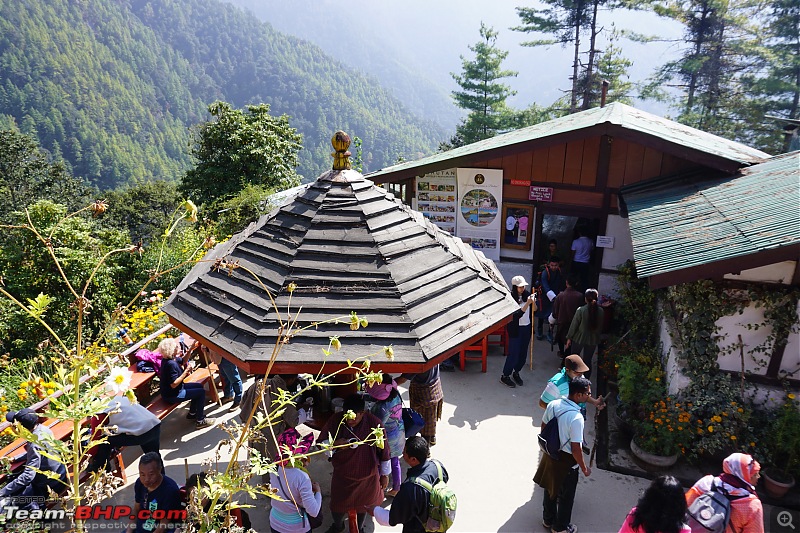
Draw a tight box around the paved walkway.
[94,338,785,532]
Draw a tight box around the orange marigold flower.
[708,425,714,433]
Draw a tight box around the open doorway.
[536,214,600,290]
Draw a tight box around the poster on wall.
[456,168,503,261]
[414,169,458,235]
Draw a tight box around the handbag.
[402,406,425,437]
[275,470,323,529]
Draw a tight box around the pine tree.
[577,27,634,107]
[450,23,518,145]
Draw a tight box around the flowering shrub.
[634,397,692,456]
[763,393,800,481]
[119,289,172,345]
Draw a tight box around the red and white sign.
[510,179,531,186]
[529,186,554,202]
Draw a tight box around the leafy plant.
[764,393,800,481]
[633,397,692,456]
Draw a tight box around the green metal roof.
[621,151,800,281]
[367,103,769,180]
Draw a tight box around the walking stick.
[589,392,614,468]
[529,296,536,370]
[198,344,222,406]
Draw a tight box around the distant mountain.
[226,0,464,129]
[0,0,445,189]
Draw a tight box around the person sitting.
[158,337,216,429]
[125,452,182,533]
[618,475,690,533]
[87,395,162,473]
[0,409,68,509]
[269,428,321,533]
[186,472,252,531]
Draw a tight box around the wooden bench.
[0,324,220,488]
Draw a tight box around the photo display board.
[456,168,503,261]
[415,169,458,235]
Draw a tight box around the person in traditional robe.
[318,394,391,533]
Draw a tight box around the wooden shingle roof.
[164,167,519,374]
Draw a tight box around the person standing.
[500,275,535,388]
[618,476,690,533]
[570,228,594,290]
[534,377,593,533]
[535,259,565,341]
[318,394,391,533]
[564,289,604,379]
[126,452,182,533]
[538,355,605,414]
[239,374,309,484]
[269,428,322,533]
[550,275,586,357]
[685,453,764,533]
[368,436,450,533]
[395,368,443,447]
[366,375,406,497]
[217,356,243,410]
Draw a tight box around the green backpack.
[411,459,457,532]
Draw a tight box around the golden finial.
[331,131,352,171]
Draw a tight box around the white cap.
[511,275,528,287]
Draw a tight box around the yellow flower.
[789,393,796,400]
[730,435,737,440]
[707,425,714,433]
[384,346,394,361]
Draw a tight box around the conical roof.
[163,133,518,373]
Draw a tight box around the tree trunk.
[581,0,601,110]
[570,0,584,114]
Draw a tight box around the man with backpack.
[685,452,764,533]
[534,377,593,533]
[369,436,454,533]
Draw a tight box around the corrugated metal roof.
[367,103,769,179]
[164,168,519,372]
[621,151,800,280]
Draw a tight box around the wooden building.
[366,103,769,294]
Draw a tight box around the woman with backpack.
[366,374,406,497]
[685,452,764,533]
[618,475,690,533]
[564,289,604,379]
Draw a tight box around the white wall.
[724,261,797,285]
[601,215,635,270]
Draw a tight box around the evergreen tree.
[179,101,302,205]
[642,0,763,139]
[450,24,518,145]
[577,28,634,107]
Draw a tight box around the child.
[366,374,405,496]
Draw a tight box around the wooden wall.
[467,135,701,210]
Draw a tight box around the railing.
[0,323,175,433]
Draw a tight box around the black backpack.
[686,479,746,533]
[538,404,578,461]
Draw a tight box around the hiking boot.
[552,524,578,533]
[185,412,197,420]
[500,375,516,388]
[229,401,240,412]
[220,396,234,404]
[542,520,553,529]
[195,417,217,429]
[512,371,524,386]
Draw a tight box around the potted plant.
[762,393,800,498]
[629,398,690,468]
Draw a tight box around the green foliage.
[450,24,518,145]
[0,129,91,224]
[0,0,443,188]
[99,181,182,245]
[0,200,130,359]
[211,183,284,238]
[763,394,800,479]
[180,102,302,204]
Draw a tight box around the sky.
[228,0,686,125]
